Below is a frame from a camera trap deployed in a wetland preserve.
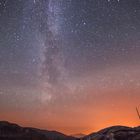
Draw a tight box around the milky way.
[0,0,140,134]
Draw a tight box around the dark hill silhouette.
[0,121,77,140]
[83,125,140,140]
[1,121,140,140]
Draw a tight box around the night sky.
[0,0,140,134]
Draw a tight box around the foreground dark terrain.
[1,121,140,140]
[0,121,76,140]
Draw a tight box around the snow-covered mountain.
[83,126,140,140]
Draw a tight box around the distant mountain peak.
[71,133,86,138]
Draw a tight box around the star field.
[0,0,140,134]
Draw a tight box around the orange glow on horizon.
[1,97,140,135]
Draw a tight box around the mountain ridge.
[0,121,77,140]
[1,121,140,140]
